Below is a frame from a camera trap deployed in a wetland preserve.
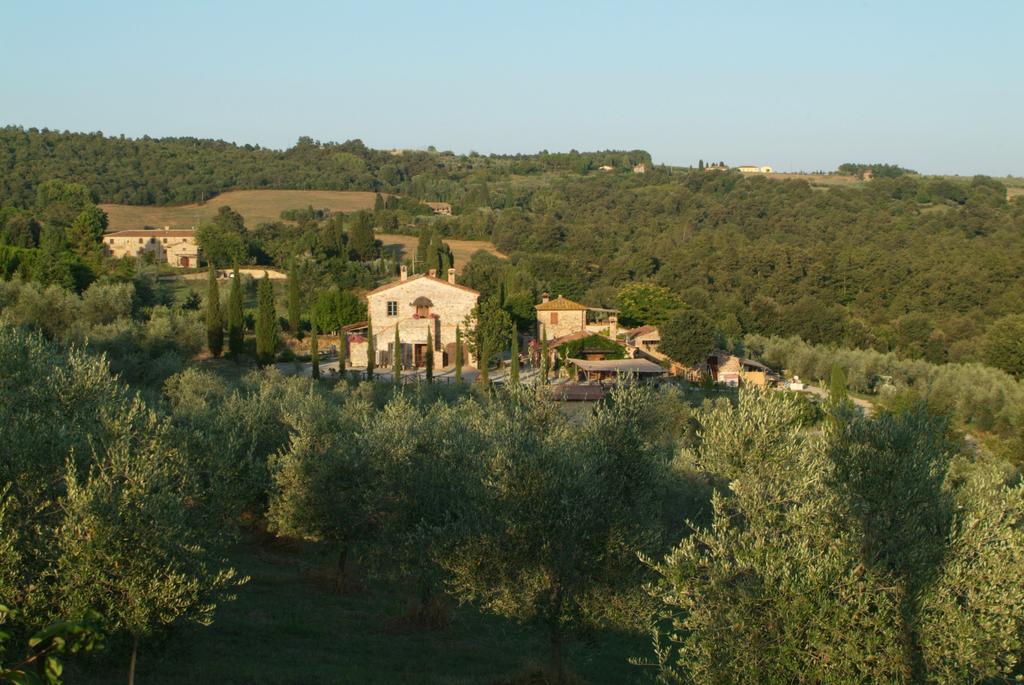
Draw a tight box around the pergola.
[567,357,667,382]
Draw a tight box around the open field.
[377,233,506,274]
[763,172,863,187]
[100,190,381,230]
[71,540,649,685]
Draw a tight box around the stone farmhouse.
[535,294,619,340]
[104,227,200,268]
[364,266,477,371]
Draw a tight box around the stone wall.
[538,309,586,340]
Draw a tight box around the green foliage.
[65,206,107,256]
[454,325,462,384]
[464,297,512,381]
[983,313,1024,379]
[346,212,377,261]
[312,287,366,333]
[227,265,244,356]
[195,222,247,268]
[0,325,242,681]
[828,362,847,402]
[425,327,433,382]
[0,605,103,685]
[205,267,223,357]
[393,322,402,381]
[310,318,319,380]
[267,389,377,588]
[365,316,375,380]
[747,333,1024,435]
[659,307,718,365]
[648,391,1024,684]
[615,282,683,327]
[509,323,519,384]
[254,274,277,364]
[837,162,915,178]
[287,262,301,335]
[560,334,625,362]
[444,384,674,680]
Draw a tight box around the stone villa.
[364,266,478,370]
[104,227,200,268]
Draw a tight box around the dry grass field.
[100,190,380,230]
[764,172,863,187]
[377,233,506,274]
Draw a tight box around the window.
[138,238,143,244]
[162,238,167,243]
[387,300,398,316]
[108,238,114,244]
[550,312,559,325]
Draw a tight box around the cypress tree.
[366,318,375,381]
[374,192,385,211]
[205,265,223,357]
[540,325,549,384]
[416,226,430,272]
[287,260,301,336]
[510,322,519,384]
[454,325,463,384]
[425,326,434,382]
[255,273,278,364]
[393,323,402,383]
[338,327,347,376]
[310,317,320,379]
[227,263,244,356]
[829,363,848,402]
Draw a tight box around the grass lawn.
[71,539,654,685]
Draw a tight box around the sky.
[2,1,1022,175]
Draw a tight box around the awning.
[567,358,666,374]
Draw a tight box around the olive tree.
[444,384,671,682]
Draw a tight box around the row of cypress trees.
[205,264,275,362]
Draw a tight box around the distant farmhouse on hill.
[425,201,452,216]
[104,227,200,268]
[736,165,773,174]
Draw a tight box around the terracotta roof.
[535,296,587,311]
[106,229,195,238]
[365,273,479,297]
[625,325,659,338]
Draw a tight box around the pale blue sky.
[2,1,1021,175]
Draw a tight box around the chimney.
[541,292,550,304]
[428,268,437,278]
[163,225,170,231]
[400,265,408,281]
[447,268,456,284]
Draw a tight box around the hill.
[99,190,381,230]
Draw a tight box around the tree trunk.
[336,545,349,592]
[549,622,564,684]
[127,634,139,685]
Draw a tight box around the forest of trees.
[0,126,650,208]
